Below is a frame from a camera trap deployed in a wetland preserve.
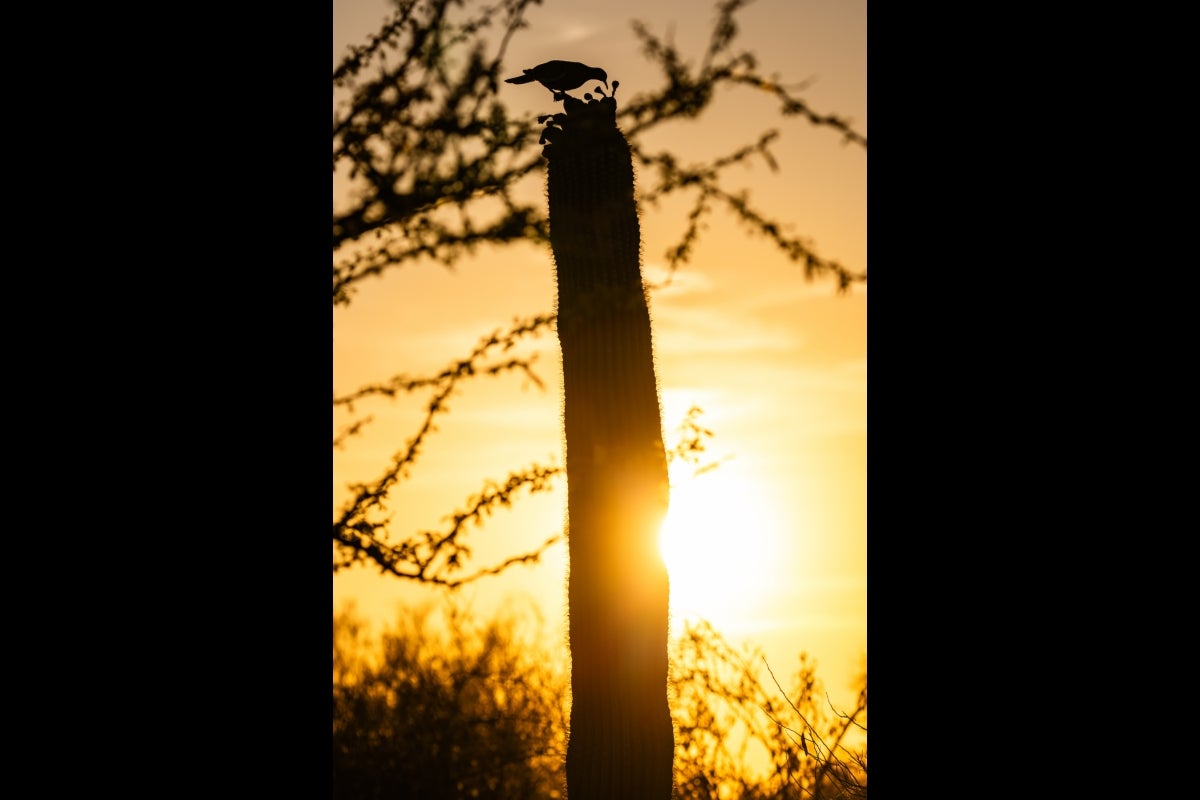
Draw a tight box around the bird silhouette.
[504,60,609,98]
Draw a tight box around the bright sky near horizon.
[333,0,866,727]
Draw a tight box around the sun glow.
[658,467,778,629]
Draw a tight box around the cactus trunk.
[546,95,674,799]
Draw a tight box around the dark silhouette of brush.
[504,60,609,99]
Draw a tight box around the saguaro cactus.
[543,92,674,798]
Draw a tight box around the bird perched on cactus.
[505,60,609,100]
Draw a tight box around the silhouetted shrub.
[333,603,568,799]
[671,620,866,800]
[333,604,865,799]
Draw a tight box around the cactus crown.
[544,93,644,325]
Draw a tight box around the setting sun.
[659,466,779,628]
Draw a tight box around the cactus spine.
[545,94,674,799]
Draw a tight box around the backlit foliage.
[333,603,867,799]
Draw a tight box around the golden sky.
[333,0,866,717]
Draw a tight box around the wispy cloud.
[547,22,602,44]
[655,304,803,358]
[645,261,810,358]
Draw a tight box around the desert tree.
[332,0,865,587]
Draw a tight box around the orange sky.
[333,0,866,724]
